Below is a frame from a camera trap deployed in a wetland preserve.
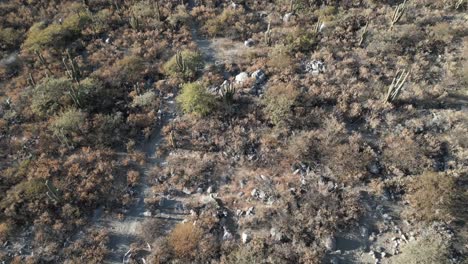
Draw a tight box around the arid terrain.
[0,0,467,264]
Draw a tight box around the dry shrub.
[382,131,432,175]
[168,222,203,260]
[0,221,12,242]
[139,218,165,243]
[390,232,451,264]
[127,170,140,186]
[406,171,457,222]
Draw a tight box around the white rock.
[143,211,152,217]
[283,12,294,23]
[206,186,214,194]
[235,72,249,84]
[251,188,258,197]
[182,187,191,195]
[324,236,336,251]
[305,60,326,75]
[244,39,255,47]
[241,232,250,243]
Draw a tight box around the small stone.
[251,188,258,197]
[196,187,203,194]
[381,252,387,258]
[206,186,214,194]
[259,190,266,199]
[238,191,244,197]
[324,236,336,251]
[242,232,250,243]
[246,207,255,216]
[182,187,191,195]
[143,211,152,217]
[283,12,294,23]
[244,39,255,47]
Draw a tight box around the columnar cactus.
[221,81,236,105]
[45,180,60,202]
[176,50,186,73]
[63,49,81,83]
[390,0,408,30]
[385,68,410,103]
[264,22,272,46]
[34,50,52,77]
[130,12,140,30]
[27,73,36,87]
[314,18,322,34]
[358,20,369,47]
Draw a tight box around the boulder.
[324,236,336,251]
[305,60,326,75]
[251,69,266,84]
[235,72,249,84]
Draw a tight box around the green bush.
[23,11,91,51]
[50,108,86,138]
[111,55,145,85]
[203,9,236,37]
[31,77,96,116]
[390,233,451,264]
[262,83,299,126]
[31,78,74,117]
[176,82,215,117]
[132,91,158,108]
[0,27,21,49]
[167,5,190,28]
[92,9,112,34]
[285,28,318,53]
[163,50,203,80]
[0,179,46,210]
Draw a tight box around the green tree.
[176,82,215,116]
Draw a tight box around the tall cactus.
[221,81,236,105]
[390,0,408,30]
[384,68,410,103]
[63,49,81,83]
[264,22,272,46]
[358,20,369,47]
[130,12,140,30]
[34,50,53,77]
[152,0,161,21]
[27,73,36,87]
[314,18,323,34]
[45,180,61,202]
[176,50,186,73]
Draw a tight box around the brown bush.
[406,171,457,222]
[168,222,203,260]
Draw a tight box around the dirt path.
[90,96,181,264]
[89,3,253,263]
